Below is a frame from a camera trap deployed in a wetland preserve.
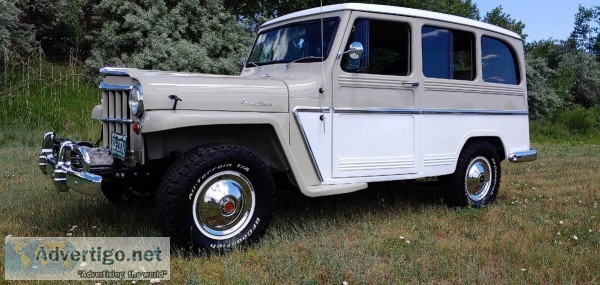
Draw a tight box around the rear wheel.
[155,144,274,251]
[440,141,501,207]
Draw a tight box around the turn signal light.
[133,121,141,134]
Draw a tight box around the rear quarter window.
[481,36,520,85]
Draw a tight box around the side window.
[342,19,411,76]
[421,26,475,80]
[481,36,520,85]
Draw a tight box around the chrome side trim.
[100,117,134,124]
[508,149,537,163]
[293,107,329,182]
[335,108,420,115]
[99,82,132,91]
[295,107,331,113]
[334,108,529,116]
[99,67,129,76]
[421,109,529,115]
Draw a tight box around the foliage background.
[1,0,600,137]
[0,2,599,284]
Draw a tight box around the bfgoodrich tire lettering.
[155,144,275,251]
[440,141,501,207]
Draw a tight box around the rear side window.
[342,19,411,76]
[481,36,520,85]
[421,26,475,80]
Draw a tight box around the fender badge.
[241,99,272,107]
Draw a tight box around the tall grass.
[0,55,100,147]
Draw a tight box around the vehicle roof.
[261,3,522,40]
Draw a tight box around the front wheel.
[155,144,275,251]
[440,141,501,207]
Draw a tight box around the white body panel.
[332,113,416,178]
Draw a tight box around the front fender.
[142,110,289,134]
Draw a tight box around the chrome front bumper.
[508,149,538,163]
[38,132,112,197]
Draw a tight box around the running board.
[304,183,368,197]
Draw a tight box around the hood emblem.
[241,99,272,107]
[168,95,183,110]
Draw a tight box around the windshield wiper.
[286,56,323,68]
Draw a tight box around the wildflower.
[572,235,578,240]
[399,236,405,240]
[559,220,564,225]
[520,268,527,272]
[343,282,349,285]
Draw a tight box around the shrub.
[560,106,597,134]
[86,0,253,75]
[0,0,36,64]
[525,53,562,120]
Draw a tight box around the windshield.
[247,18,340,67]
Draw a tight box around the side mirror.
[337,41,364,59]
[348,42,364,59]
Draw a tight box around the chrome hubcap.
[465,156,492,201]
[192,171,255,240]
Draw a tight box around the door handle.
[401,81,420,87]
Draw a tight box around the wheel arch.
[144,124,292,175]
[459,135,507,162]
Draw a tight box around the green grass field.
[1,62,599,284]
[1,144,599,284]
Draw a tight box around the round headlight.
[129,83,144,117]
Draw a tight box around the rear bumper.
[38,132,111,197]
[508,149,538,163]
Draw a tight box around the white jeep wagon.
[39,3,537,250]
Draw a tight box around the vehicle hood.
[100,68,289,113]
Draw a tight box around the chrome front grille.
[101,89,132,150]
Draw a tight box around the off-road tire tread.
[155,143,275,250]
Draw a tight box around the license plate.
[111,132,127,160]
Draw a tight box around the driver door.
[332,14,419,178]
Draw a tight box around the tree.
[17,0,101,60]
[569,5,598,55]
[568,51,600,107]
[483,6,526,40]
[86,0,254,75]
[526,40,566,69]
[0,0,36,65]
[525,53,561,119]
